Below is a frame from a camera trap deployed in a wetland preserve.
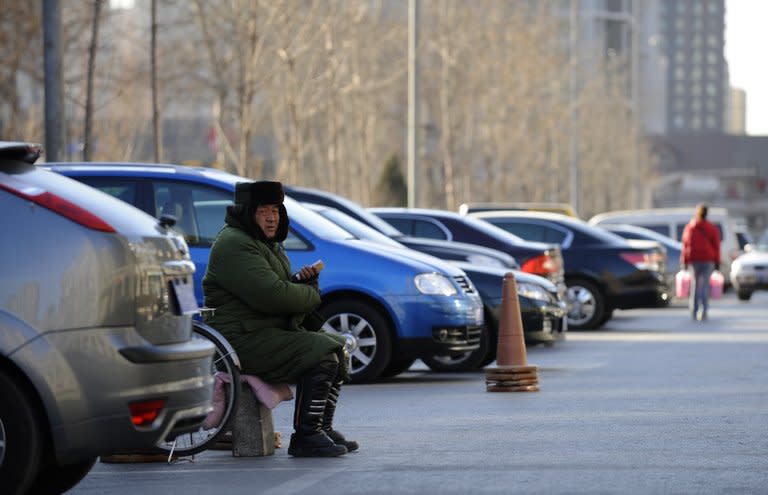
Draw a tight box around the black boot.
[288,354,348,458]
[322,380,359,452]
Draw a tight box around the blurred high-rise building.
[660,0,727,133]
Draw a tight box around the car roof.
[369,207,465,219]
[45,161,250,186]
[589,207,730,224]
[458,202,578,217]
[469,209,586,227]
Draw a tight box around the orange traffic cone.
[484,273,539,392]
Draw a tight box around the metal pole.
[151,0,163,162]
[407,0,420,208]
[569,0,580,215]
[43,0,65,161]
[630,1,641,208]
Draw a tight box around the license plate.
[171,279,198,315]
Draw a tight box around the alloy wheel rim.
[566,285,596,325]
[322,313,377,375]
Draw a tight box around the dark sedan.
[368,207,566,294]
[467,211,670,329]
[284,186,518,269]
[598,223,681,295]
[305,204,566,371]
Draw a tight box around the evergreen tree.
[375,154,408,206]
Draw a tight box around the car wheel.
[0,372,44,495]
[422,324,491,372]
[379,358,416,378]
[565,280,606,330]
[737,289,752,301]
[598,308,614,325]
[28,457,97,495]
[319,300,393,383]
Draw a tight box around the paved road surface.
[71,292,768,494]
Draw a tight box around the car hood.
[347,239,467,277]
[450,261,557,292]
[733,249,768,266]
[399,236,517,268]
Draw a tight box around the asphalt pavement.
[70,291,768,495]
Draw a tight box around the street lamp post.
[407,0,420,208]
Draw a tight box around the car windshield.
[609,224,682,248]
[327,194,406,237]
[315,207,404,247]
[461,214,529,243]
[284,197,355,241]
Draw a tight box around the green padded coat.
[202,214,345,383]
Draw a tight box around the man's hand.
[294,264,319,281]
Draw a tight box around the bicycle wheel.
[157,321,240,457]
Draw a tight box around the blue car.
[48,163,485,383]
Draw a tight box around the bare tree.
[83,0,103,161]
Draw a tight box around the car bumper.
[732,272,768,291]
[395,325,485,358]
[386,293,485,338]
[19,326,214,464]
[609,273,670,309]
[486,296,567,344]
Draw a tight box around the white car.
[730,242,768,301]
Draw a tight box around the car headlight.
[414,273,458,296]
[516,282,551,301]
[466,254,505,268]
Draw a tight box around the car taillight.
[0,180,115,232]
[620,252,661,271]
[129,399,166,427]
[521,254,558,275]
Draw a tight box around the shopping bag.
[709,270,724,299]
[675,270,691,299]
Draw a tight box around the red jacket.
[681,219,720,265]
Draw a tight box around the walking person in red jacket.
[680,204,721,321]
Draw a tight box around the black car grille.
[453,275,476,294]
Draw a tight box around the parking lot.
[70,291,768,495]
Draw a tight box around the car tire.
[737,289,752,301]
[319,300,393,383]
[565,279,606,330]
[422,324,491,372]
[379,358,416,378]
[0,371,44,495]
[28,457,97,495]
[598,308,614,325]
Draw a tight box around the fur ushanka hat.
[235,180,285,207]
[230,180,289,243]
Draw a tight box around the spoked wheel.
[157,321,240,457]
[566,280,606,330]
[319,300,392,383]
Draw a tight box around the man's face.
[254,204,280,239]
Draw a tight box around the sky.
[726,0,768,135]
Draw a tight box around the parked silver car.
[0,142,215,494]
[730,240,768,301]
